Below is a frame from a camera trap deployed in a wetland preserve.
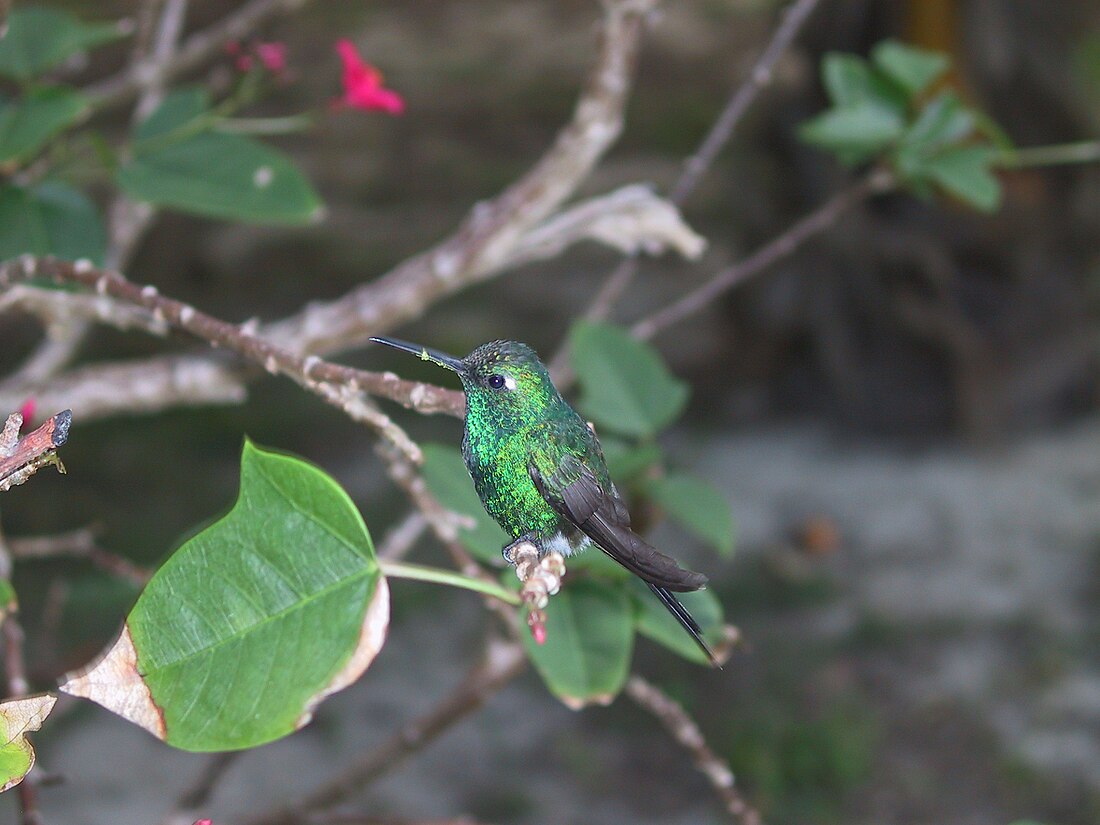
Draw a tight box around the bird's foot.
[501,536,537,565]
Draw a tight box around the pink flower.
[256,42,287,74]
[18,397,35,430]
[193,821,213,825]
[334,39,404,115]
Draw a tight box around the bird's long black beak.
[369,336,466,375]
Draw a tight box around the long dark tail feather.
[648,583,721,669]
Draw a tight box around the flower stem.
[215,114,316,135]
[378,560,520,605]
[998,140,1100,169]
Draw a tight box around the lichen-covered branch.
[0,257,463,442]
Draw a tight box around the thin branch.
[549,0,825,378]
[0,354,248,424]
[625,675,761,825]
[7,529,151,586]
[669,0,823,206]
[84,0,312,113]
[245,638,528,825]
[377,511,428,562]
[631,169,895,340]
[174,751,242,811]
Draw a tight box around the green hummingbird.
[371,336,718,667]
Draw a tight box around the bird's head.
[370,337,563,424]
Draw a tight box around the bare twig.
[173,751,242,811]
[0,355,248,424]
[246,638,528,825]
[85,0,312,112]
[549,0,825,377]
[7,529,151,586]
[377,511,428,562]
[625,675,761,825]
[669,0,823,206]
[631,169,895,340]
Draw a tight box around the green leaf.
[645,473,735,557]
[62,441,388,752]
[820,52,909,114]
[822,53,873,107]
[899,92,973,155]
[0,695,55,793]
[420,443,508,563]
[0,578,15,619]
[922,145,1002,212]
[628,577,725,665]
[798,103,905,164]
[0,86,88,163]
[570,321,689,438]
[117,129,324,225]
[871,40,950,96]
[0,7,123,82]
[599,437,662,483]
[134,87,210,141]
[523,579,633,708]
[0,181,106,263]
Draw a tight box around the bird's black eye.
[488,374,506,389]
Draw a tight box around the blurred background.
[3,0,1100,823]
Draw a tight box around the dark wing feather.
[529,454,707,593]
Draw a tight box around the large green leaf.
[0,86,88,163]
[420,443,508,563]
[61,441,388,752]
[0,181,105,263]
[117,97,323,225]
[570,321,689,438]
[645,473,735,557]
[0,7,123,82]
[628,577,725,666]
[522,579,633,708]
[871,40,950,97]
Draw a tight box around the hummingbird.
[370,336,718,667]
